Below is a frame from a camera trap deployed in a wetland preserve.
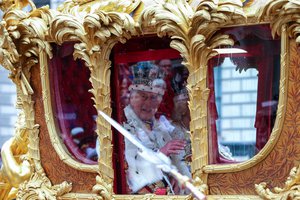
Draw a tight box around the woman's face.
[130,90,162,121]
[176,99,189,115]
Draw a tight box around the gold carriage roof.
[55,0,267,19]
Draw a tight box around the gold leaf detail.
[258,0,300,45]
[17,173,72,200]
[141,0,245,182]
[255,165,300,199]
[92,175,113,200]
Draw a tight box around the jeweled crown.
[129,61,166,95]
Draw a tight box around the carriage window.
[49,43,98,164]
[112,37,191,194]
[208,24,280,164]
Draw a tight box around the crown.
[128,61,166,95]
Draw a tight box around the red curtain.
[49,43,97,164]
[254,44,275,151]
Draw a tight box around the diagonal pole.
[98,110,206,200]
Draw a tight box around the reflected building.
[214,57,258,161]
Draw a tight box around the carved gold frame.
[203,26,289,174]
[0,0,299,199]
[0,4,72,199]
[46,1,247,199]
[203,0,300,175]
[39,50,99,172]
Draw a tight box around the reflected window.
[49,43,98,164]
[112,37,191,194]
[208,25,280,164]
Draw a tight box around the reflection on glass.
[49,43,98,164]
[112,37,191,194]
[208,25,280,164]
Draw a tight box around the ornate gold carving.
[58,0,141,16]
[204,25,288,173]
[0,21,19,74]
[0,111,32,199]
[2,6,54,95]
[258,0,300,45]
[17,172,72,199]
[0,0,36,12]
[39,45,99,173]
[201,3,290,174]
[0,4,72,199]
[140,0,245,183]
[45,13,94,173]
[255,165,300,199]
[2,0,295,198]
[72,10,137,197]
[92,175,113,200]
[59,193,100,200]
[48,10,138,175]
[202,3,298,196]
[254,32,300,199]
[208,28,296,195]
[193,176,209,196]
[49,7,137,198]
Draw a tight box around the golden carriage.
[0,0,300,199]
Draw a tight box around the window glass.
[49,43,97,164]
[112,37,192,195]
[208,25,280,163]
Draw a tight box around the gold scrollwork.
[17,172,72,199]
[43,14,99,173]
[201,1,292,177]
[140,0,246,185]
[2,0,270,199]
[57,0,141,17]
[49,6,137,198]
[92,175,113,200]
[0,111,32,200]
[253,1,300,198]
[47,0,246,197]
[254,25,299,200]
[206,24,289,196]
[0,0,36,12]
[259,0,300,45]
[72,10,137,197]
[0,21,19,74]
[255,165,300,200]
[0,3,72,199]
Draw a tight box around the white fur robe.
[123,105,191,193]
